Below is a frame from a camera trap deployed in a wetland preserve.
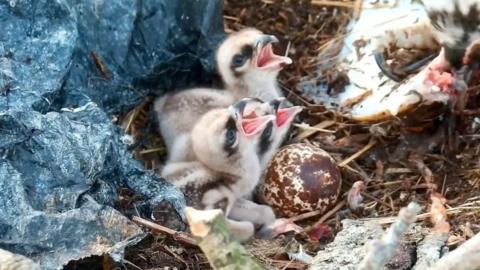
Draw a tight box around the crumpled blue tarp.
[0,0,225,269]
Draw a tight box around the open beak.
[240,115,275,138]
[230,99,276,138]
[254,34,292,70]
[266,98,303,127]
[276,106,303,127]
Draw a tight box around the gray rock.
[412,232,449,270]
[310,219,415,270]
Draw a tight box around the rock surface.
[310,219,415,270]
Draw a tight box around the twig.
[139,147,166,155]
[132,216,197,246]
[353,0,363,20]
[293,123,336,133]
[409,153,437,192]
[429,193,450,233]
[311,0,356,8]
[284,40,291,58]
[358,202,422,270]
[290,209,323,223]
[124,107,140,133]
[223,15,240,21]
[91,51,112,80]
[162,245,190,270]
[339,139,376,167]
[357,204,480,225]
[306,200,346,231]
[361,191,394,210]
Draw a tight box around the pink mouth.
[256,44,292,70]
[276,106,303,127]
[241,115,275,137]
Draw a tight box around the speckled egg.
[260,143,342,218]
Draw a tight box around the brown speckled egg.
[260,143,342,218]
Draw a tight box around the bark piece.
[185,207,264,270]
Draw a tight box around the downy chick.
[154,89,234,163]
[228,97,305,240]
[154,28,291,160]
[217,28,292,101]
[161,101,276,241]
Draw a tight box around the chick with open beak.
[217,28,292,101]
[161,100,276,242]
[229,97,276,139]
[154,28,294,164]
[227,97,303,169]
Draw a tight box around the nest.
[117,0,480,269]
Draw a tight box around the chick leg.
[228,198,276,226]
[229,198,303,240]
[227,219,255,242]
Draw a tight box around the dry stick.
[185,207,264,270]
[358,206,480,225]
[293,123,336,133]
[338,139,376,167]
[289,209,324,223]
[409,153,437,192]
[124,107,140,133]
[311,0,356,8]
[361,191,394,210]
[353,0,363,20]
[132,216,197,246]
[290,199,346,223]
[358,202,422,270]
[138,147,166,155]
[305,200,347,231]
[294,120,336,141]
[430,232,480,270]
[162,245,189,269]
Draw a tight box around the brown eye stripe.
[240,45,253,59]
[230,45,254,76]
[223,117,238,157]
[258,121,273,157]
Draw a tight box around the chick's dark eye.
[232,54,247,68]
[225,128,237,146]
